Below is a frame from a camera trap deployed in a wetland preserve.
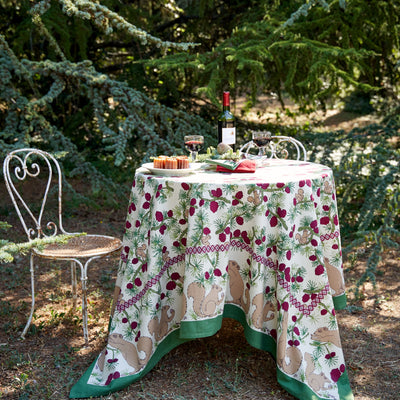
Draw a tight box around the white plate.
[141,162,204,176]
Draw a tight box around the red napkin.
[216,159,256,173]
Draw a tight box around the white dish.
[141,162,204,176]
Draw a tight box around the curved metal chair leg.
[71,261,77,308]
[21,252,36,339]
[73,259,89,346]
[76,256,102,346]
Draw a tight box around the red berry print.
[236,216,244,225]
[302,293,310,302]
[171,272,181,280]
[235,191,243,199]
[166,281,177,290]
[211,188,223,197]
[277,207,286,218]
[320,216,330,225]
[155,211,163,222]
[210,201,219,213]
[310,220,318,229]
[130,321,138,329]
[134,278,142,286]
[128,203,136,213]
[330,368,341,382]
[315,264,325,275]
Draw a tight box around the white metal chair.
[3,148,122,345]
[240,131,307,161]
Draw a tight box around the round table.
[70,159,353,400]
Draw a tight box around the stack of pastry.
[153,155,189,169]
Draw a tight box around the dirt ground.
[0,107,399,400]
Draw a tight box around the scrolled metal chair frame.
[3,148,122,345]
[240,132,307,161]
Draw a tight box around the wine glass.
[184,135,204,161]
[252,131,272,157]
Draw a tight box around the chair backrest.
[3,148,68,241]
[240,132,307,161]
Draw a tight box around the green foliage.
[0,221,80,263]
[0,0,213,192]
[291,114,399,296]
[148,0,399,110]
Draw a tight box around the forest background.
[0,1,399,399]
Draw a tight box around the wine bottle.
[218,91,236,150]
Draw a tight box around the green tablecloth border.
[70,299,352,399]
[69,329,191,399]
[223,304,353,400]
[332,292,347,311]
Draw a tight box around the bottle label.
[222,127,236,144]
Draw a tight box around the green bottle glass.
[218,91,236,150]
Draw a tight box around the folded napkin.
[216,159,256,173]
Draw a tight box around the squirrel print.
[295,229,311,245]
[311,326,342,349]
[98,333,152,372]
[324,257,345,296]
[201,233,211,246]
[136,243,147,259]
[148,305,175,341]
[277,311,302,375]
[323,180,333,194]
[110,284,122,316]
[187,282,224,318]
[251,293,275,329]
[227,260,250,313]
[304,352,331,394]
[248,190,261,205]
[295,188,304,202]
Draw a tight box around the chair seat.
[34,234,122,259]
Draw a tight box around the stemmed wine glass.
[252,131,272,157]
[184,135,204,161]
